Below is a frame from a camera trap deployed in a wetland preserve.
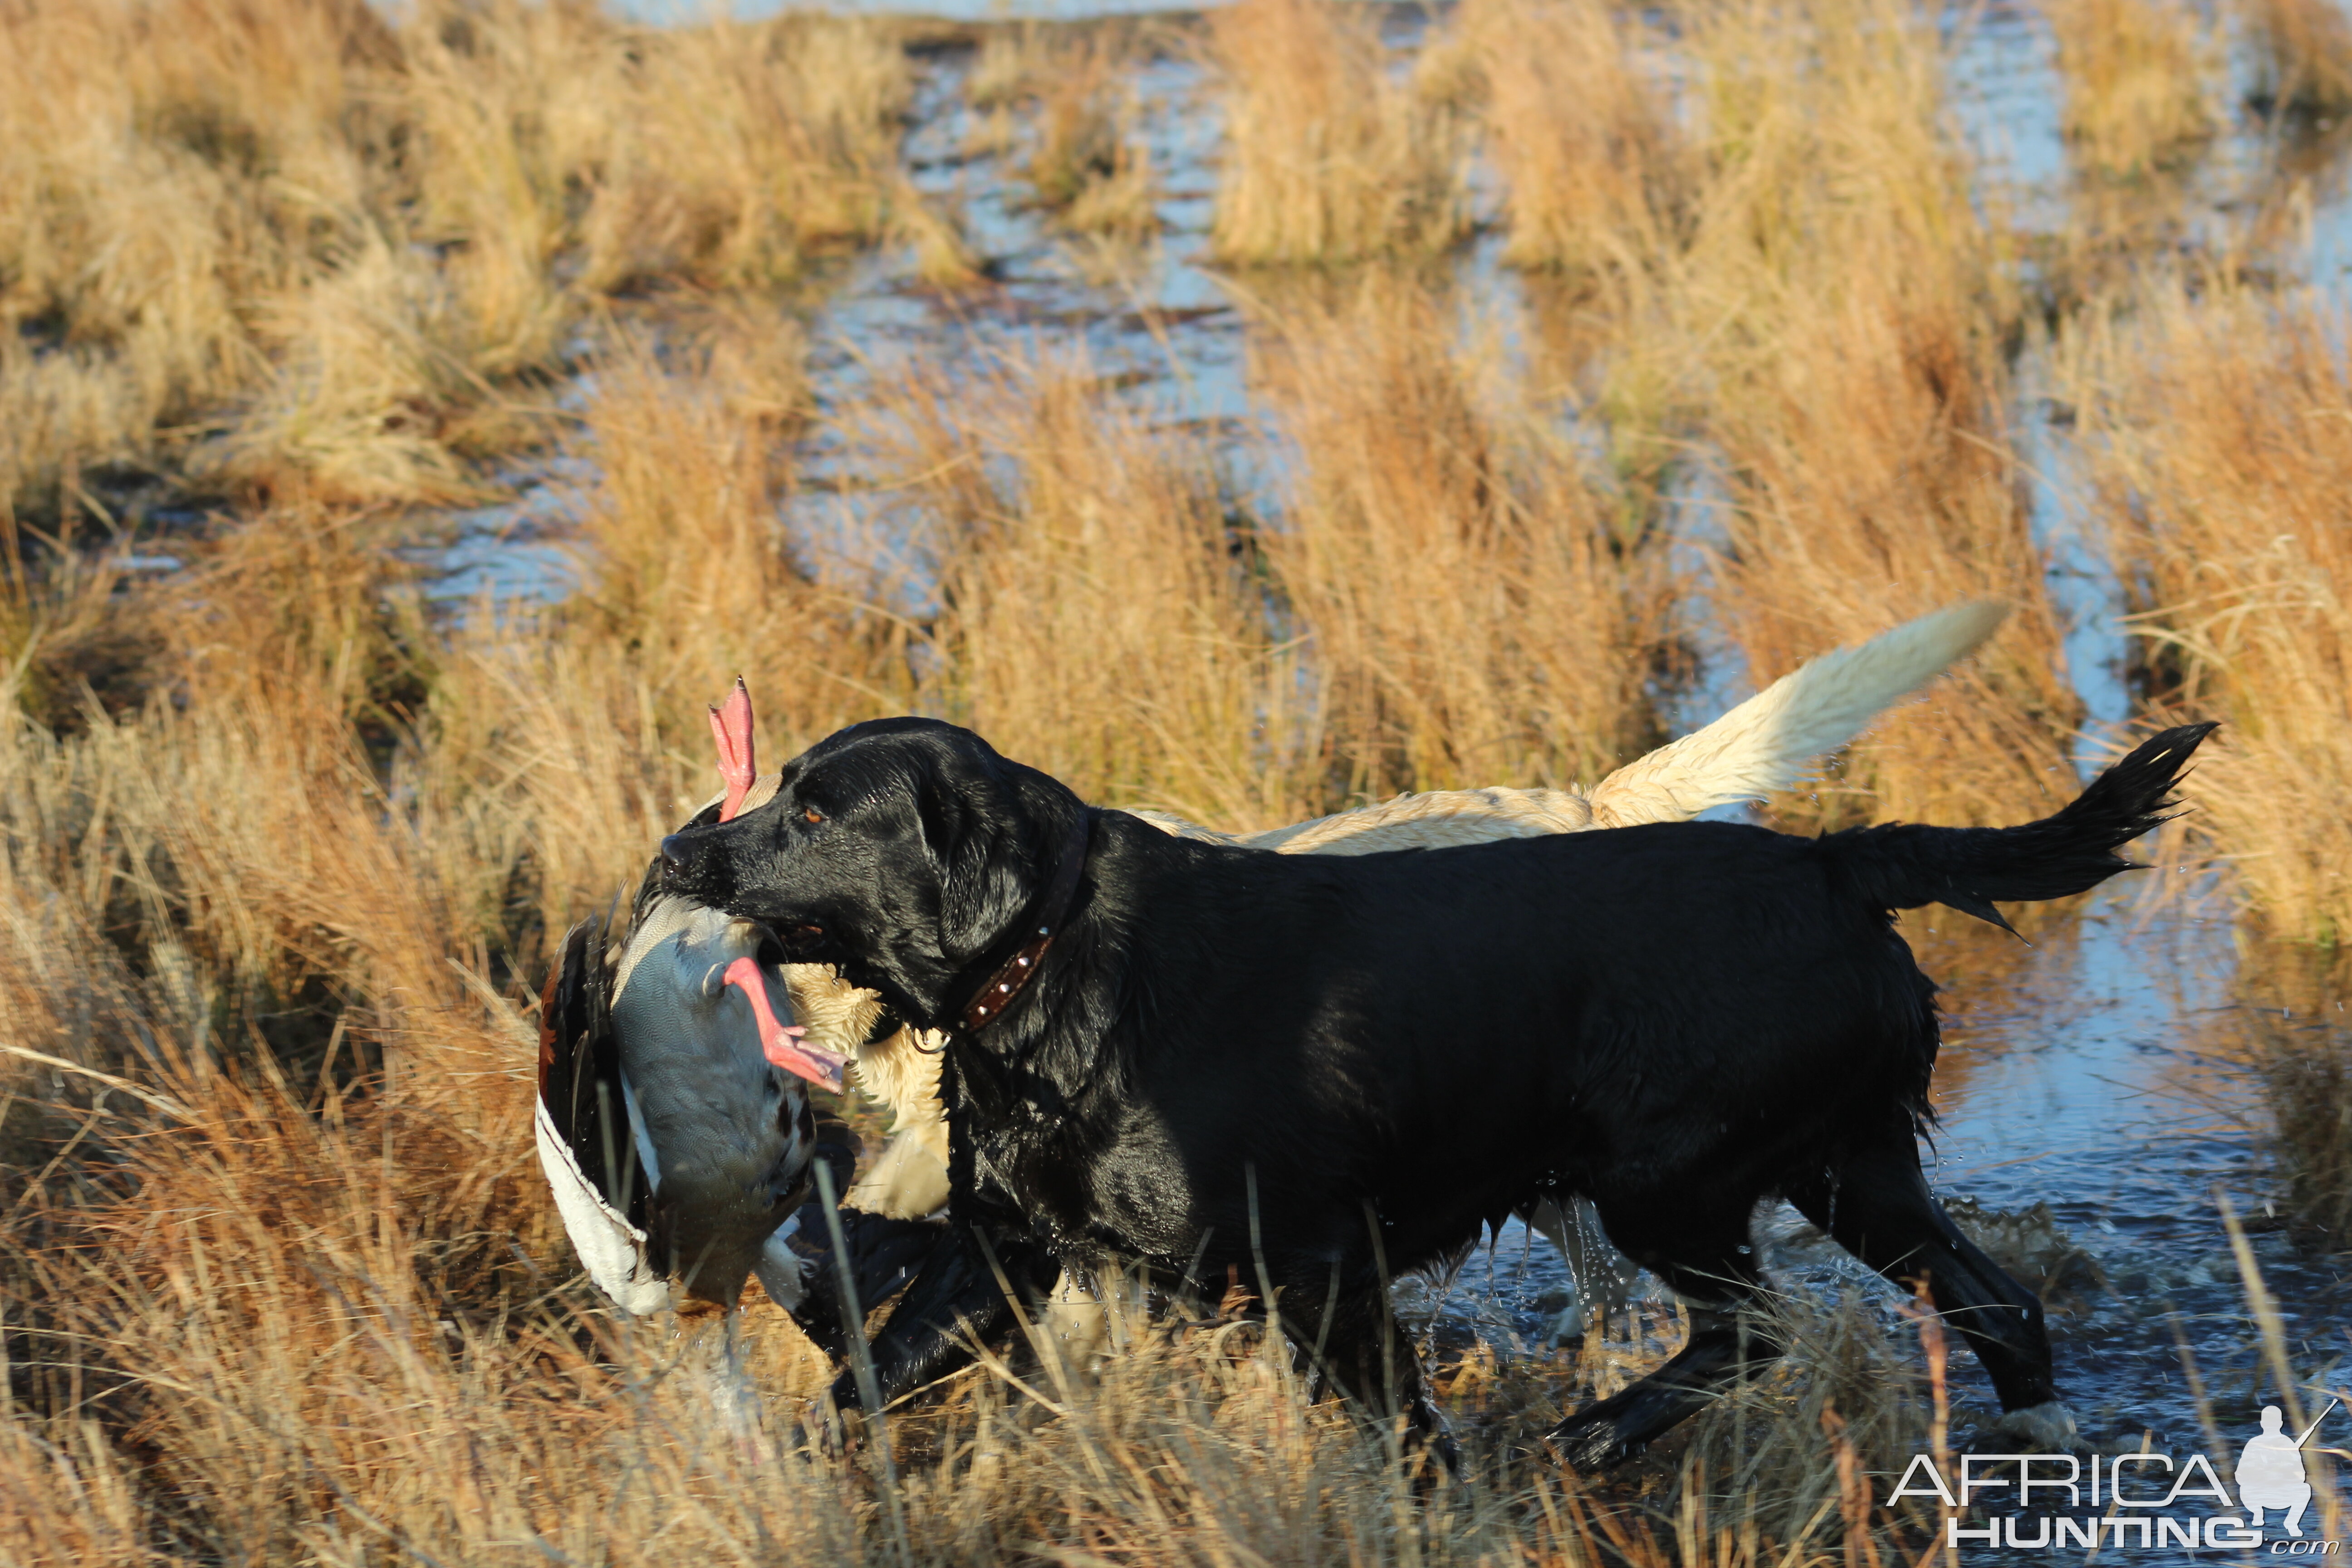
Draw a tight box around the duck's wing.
[534,914,671,1314]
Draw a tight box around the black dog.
[657,717,2214,1466]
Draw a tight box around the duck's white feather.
[532,1091,674,1315]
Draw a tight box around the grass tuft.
[0,0,932,521]
[1666,0,2081,827]
[6,0,2351,1553]
[2073,282,2352,944]
[2243,0,2352,116]
[1207,0,1470,265]
[1454,0,1688,281]
[1250,274,1678,799]
[2047,0,2219,178]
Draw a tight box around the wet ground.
[515,4,2349,1552]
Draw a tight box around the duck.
[533,681,853,1323]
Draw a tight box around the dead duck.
[534,680,853,1320]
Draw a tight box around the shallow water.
[523,6,2352,1547]
[480,0,2352,612]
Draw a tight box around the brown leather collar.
[952,808,1094,1035]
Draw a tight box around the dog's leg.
[844,1124,952,1219]
[787,1205,947,1362]
[1287,1273,1459,1474]
[1542,1196,1782,1470]
[1521,1196,1643,1345]
[1785,1126,2070,1441]
[824,1219,1057,1419]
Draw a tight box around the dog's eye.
[802,806,824,825]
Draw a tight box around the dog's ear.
[914,771,1028,964]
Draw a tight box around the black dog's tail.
[1822,723,2218,932]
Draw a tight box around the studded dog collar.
[953,808,1095,1035]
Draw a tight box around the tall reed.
[1251,275,1676,800]
[1207,0,1470,264]
[0,0,366,514]
[2046,0,2219,178]
[964,24,1159,239]
[844,350,1316,830]
[2072,282,2352,944]
[1664,0,2079,827]
[2242,0,2352,115]
[416,321,919,940]
[0,582,1934,1560]
[1450,0,1687,281]
[9,0,2342,1553]
[2222,946,2352,1250]
[0,697,1946,1561]
[0,0,934,519]
[578,12,921,291]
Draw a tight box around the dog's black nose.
[658,833,691,870]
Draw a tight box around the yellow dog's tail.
[1586,600,2011,827]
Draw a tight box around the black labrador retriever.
[657,717,2214,1467]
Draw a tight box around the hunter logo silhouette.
[2238,1400,2339,1538]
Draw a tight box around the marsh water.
[439,3,2352,1552]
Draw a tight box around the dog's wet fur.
[657,715,2215,1467]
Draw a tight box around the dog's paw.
[1542,1409,1646,1473]
[800,1395,869,1458]
[1400,1400,1465,1482]
[1994,1400,2078,1448]
[1533,1288,1589,1350]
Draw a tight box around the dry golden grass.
[836,287,1676,825]
[964,24,1160,239]
[8,0,2352,1552]
[1700,310,2082,829]
[577,11,924,292]
[0,481,1941,1564]
[1207,0,1470,264]
[0,0,941,521]
[2220,946,2352,1250]
[0,655,1954,1560]
[2243,0,2352,116]
[0,515,157,733]
[2047,0,2219,178]
[2069,282,2352,944]
[2264,1028,2352,1249]
[0,1017,1944,1568]
[0,0,606,509]
[845,350,1318,830]
[967,21,1047,112]
[0,0,341,514]
[410,321,920,941]
[1409,0,2078,832]
[198,231,504,507]
[1250,275,1677,799]
[1447,0,1688,281]
[1651,0,2080,828]
[1036,55,1160,240]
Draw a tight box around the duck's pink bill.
[721,956,847,1092]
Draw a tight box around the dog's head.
[657,717,1083,1030]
